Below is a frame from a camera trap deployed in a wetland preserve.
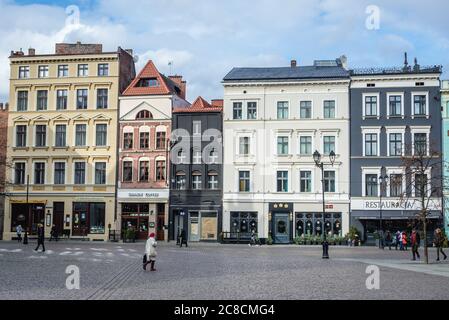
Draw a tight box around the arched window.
[192,171,202,190]
[207,170,218,190]
[175,171,186,190]
[136,110,152,120]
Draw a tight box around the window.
[365,133,378,156]
[89,203,106,234]
[323,100,336,119]
[136,110,152,119]
[247,102,257,119]
[300,101,312,119]
[233,102,242,120]
[390,174,403,197]
[239,171,250,192]
[193,149,202,164]
[17,91,28,111]
[139,161,149,181]
[208,171,218,189]
[300,171,312,193]
[58,65,68,77]
[192,121,201,136]
[34,162,45,185]
[389,95,402,117]
[176,171,186,190]
[230,212,258,235]
[239,137,250,155]
[54,162,65,185]
[277,101,289,119]
[156,160,165,181]
[364,96,377,117]
[123,161,133,182]
[413,95,426,116]
[75,124,87,147]
[98,64,109,76]
[77,89,88,109]
[365,174,378,197]
[415,174,428,197]
[414,133,427,155]
[123,132,133,149]
[19,66,29,79]
[96,124,107,146]
[55,125,66,147]
[74,162,86,185]
[209,149,219,164]
[277,136,289,155]
[14,163,26,184]
[389,133,402,156]
[277,171,288,192]
[95,163,106,185]
[140,132,149,149]
[300,136,312,155]
[78,64,88,77]
[323,136,335,155]
[36,90,48,111]
[177,149,186,164]
[35,125,46,147]
[137,78,158,87]
[97,89,108,109]
[56,90,68,110]
[324,171,335,192]
[192,171,202,190]
[16,125,27,147]
[38,65,49,78]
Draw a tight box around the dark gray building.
[169,97,223,242]
[350,56,443,245]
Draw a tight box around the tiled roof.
[223,66,350,81]
[122,60,179,96]
[173,96,223,113]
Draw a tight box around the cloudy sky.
[0,0,448,103]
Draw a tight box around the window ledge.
[13,147,29,151]
[93,146,111,151]
[53,146,69,151]
[73,146,89,150]
[32,146,49,151]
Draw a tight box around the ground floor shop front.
[3,194,115,241]
[117,189,169,241]
[222,200,350,244]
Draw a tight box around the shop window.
[230,212,258,237]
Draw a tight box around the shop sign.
[352,199,441,211]
[118,190,168,200]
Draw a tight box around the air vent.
[367,83,376,87]
[415,82,424,86]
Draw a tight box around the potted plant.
[294,236,301,245]
[124,228,136,243]
[267,235,273,245]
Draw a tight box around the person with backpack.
[143,233,157,271]
[411,229,421,260]
[434,228,447,261]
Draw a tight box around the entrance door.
[189,212,200,242]
[72,211,88,236]
[156,204,165,241]
[274,213,290,244]
[53,202,64,236]
[174,212,185,241]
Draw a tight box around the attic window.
[137,78,159,87]
[136,110,153,120]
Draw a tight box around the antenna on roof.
[168,61,174,75]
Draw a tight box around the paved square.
[0,241,448,300]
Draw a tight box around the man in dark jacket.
[411,228,421,261]
[434,228,447,261]
[34,224,46,252]
[179,229,188,248]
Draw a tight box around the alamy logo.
[365,5,380,30]
[65,5,80,27]
[365,265,380,290]
[65,265,80,290]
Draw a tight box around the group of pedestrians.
[15,223,59,252]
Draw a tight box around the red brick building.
[118,60,189,240]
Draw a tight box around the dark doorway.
[53,202,64,236]
[157,203,165,241]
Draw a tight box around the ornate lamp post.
[313,150,336,259]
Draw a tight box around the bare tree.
[400,141,443,264]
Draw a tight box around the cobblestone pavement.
[0,241,448,300]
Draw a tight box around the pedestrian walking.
[385,230,392,250]
[249,229,260,246]
[143,233,157,271]
[49,224,58,241]
[179,229,188,248]
[434,228,447,261]
[395,231,401,250]
[402,232,408,251]
[34,223,45,252]
[16,224,23,243]
[411,229,421,260]
[378,230,385,249]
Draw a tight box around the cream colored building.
[3,43,135,241]
[222,59,351,243]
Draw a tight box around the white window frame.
[299,100,313,119]
[322,99,337,119]
[121,158,134,183]
[385,126,406,157]
[246,101,258,120]
[93,161,107,185]
[276,135,290,156]
[323,169,337,193]
[362,93,380,119]
[298,133,314,156]
[361,127,381,157]
[275,169,290,193]
[299,168,314,193]
[385,167,406,198]
[32,160,47,185]
[12,161,27,185]
[412,168,432,198]
[361,167,382,197]
[138,158,150,182]
[386,92,405,119]
[53,160,67,185]
[411,91,429,119]
[34,124,47,148]
[237,168,252,193]
[410,126,431,156]
[276,100,290,120]
[73,160,87,185]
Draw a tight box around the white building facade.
[222,59,351,244]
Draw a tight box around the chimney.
[124,49,133,56]
[413,57,420,72]
[291,59,297,68]
[339,55,348,70]
[211,99,224,108]
[169,75,187,99]
[5,103,9,110]
[28,48,36,56]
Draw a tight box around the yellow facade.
[3,47,131,241]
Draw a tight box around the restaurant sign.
[352,199,441,211]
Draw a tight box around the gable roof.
[122,60,181,96]
[173,96,222,113]
[223,66,349,82]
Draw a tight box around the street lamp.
[313,150,336,259]
[378,173,389,249]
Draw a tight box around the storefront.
[72,202,106,237]
[10,202,46,235]
[171,207,220,242]
[295,212,342,237]
[117,189,169,241]
[269,203,293,244]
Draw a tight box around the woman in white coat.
[143,232,157,271]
